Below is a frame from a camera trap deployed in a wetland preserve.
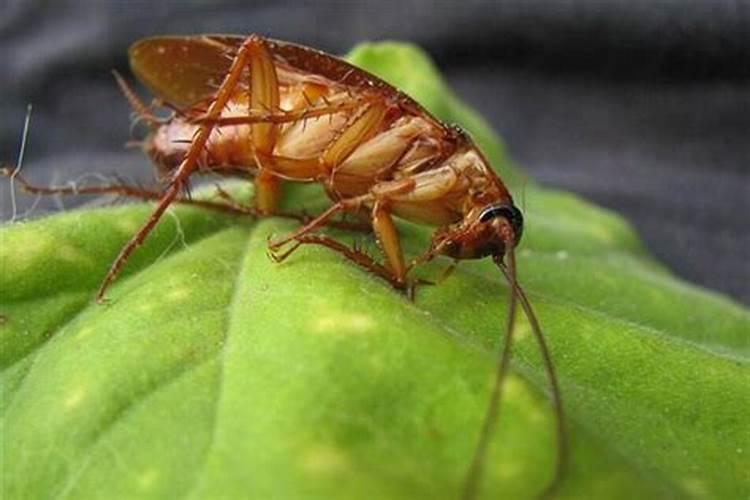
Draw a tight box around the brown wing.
[129,36,238,108]
[129,35,423,111]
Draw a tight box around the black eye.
[478,204,524,244]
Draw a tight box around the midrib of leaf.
[181,222,258,500]
[181,219,686,499]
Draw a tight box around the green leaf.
[2,42,748,500]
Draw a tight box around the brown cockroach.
[4,35,565,499]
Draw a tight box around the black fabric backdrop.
[1,0,748,304]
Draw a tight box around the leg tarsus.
[266,237,301,264]
[268,196,367,250]
[407,277,435,302]
[268,233,404,289]
[268,233,433,298]
[94,181,182,302]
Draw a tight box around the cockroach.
[3,35,566,499]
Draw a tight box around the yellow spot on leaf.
[137,468,159,489]
[136,302,155,314]
[167,287,189,302]
[496,459,522,479]
[114,218,140,234]
[64,386,86,410]
[512,321,531,341]
[313,313,375,334]
[681,477,708,498]
[76,326,95,340]
[501,376,524,401]
[57,244,92,265]
[3,232,53,272]
[300,445,348,475]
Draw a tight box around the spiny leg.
[370,201,438,299]
[94,35,268,303]
[265,87,418,289]
[268,233,405,289]
[2,168,372,236]
[211,182,371,232]
[268,93,389,248]
[1,169,249,215]
[268,195,435,298]
[246,36,282,214]
[112,69,160,128]
[193,96,378,127]
[371,200,407,286]
[268,195,368,250]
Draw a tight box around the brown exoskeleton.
[4,35,565,499]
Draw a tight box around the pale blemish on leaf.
[496,459,522,479]
[114,217,141,235]
[166,287,190,302]
[312,313,375,334]
[590,225,618,246]
[136,468,159,490]
[681,477,709,498]
[75,326,95,341]
[136,302,155,314]
[3,231,53,272]
[63,386,87,410]
[499,375,524,402]
[509,321,531,342]
[57,244,93,266]
[300,444,349,476]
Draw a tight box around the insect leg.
[268,195,370,250]
[268,234,404,289]
[193,97,375,127]
[112,69,159,128]
[266,95,391,247]
[0,169,250,215]
[94,35,261,302]
[246,36,282,214]
[321,102,388,172]
[211,182,370,232]
[371,200,407,286]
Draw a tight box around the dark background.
[1,0,748,304]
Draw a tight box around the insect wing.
[128,36,241,108]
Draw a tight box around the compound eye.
[478,204,524,244]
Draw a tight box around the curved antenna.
[461,249,519,500]
[498,256,567,498]
[461,247,567,499]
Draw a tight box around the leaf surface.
[1,42,748,500]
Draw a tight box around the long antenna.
[461,249,519,500]
[8,104,33,222]
[461,247,567,499]
[500,269,567,497]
